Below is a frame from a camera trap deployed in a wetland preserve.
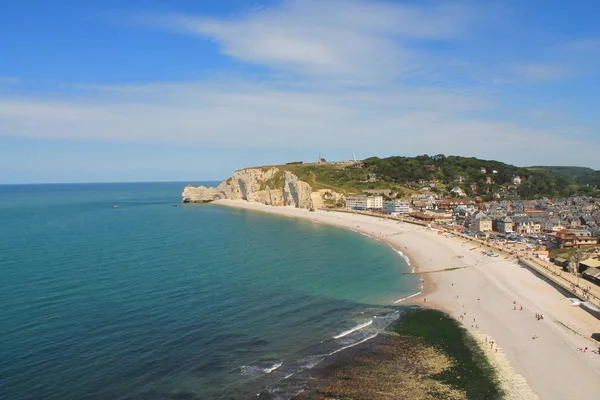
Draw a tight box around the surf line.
[333,320,373,339]
[393,290,423,304]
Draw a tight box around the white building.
[383,200,411,215]
[345,196,368,210]
[345,196,383,210]
[367,196,383,210]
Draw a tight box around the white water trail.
[333,320,373,339]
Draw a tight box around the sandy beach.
[214,199,600,400]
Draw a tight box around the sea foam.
[333,320,373,339]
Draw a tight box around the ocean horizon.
[0,182,420,399]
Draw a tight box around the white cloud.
[2,78,599,167]
[1,0,599,170]
[135,0,473,81]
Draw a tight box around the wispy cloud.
[2,77,599,167]
[0,76,20,84]
[510,62,571,83]
[560,38,600,53]
[134,0,474,82]
[1,0,599,170]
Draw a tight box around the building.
[438,199,471,211]
[450,186,467,197]
[536,249,550,261]
[345,196,383,211]
[467,211,493,233]
[579,257,600,273]
[513,217,541,234]
[366,196,383,210]
[550,230,599,249]
[345,196,368,210]
[383,200,411,215]
[493,216,513,233]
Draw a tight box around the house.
[566,217,581,228]
[537,249,550,262]
[524,209,548,218]
[493,216,514,233]
[512,176,522,185]
[450,186,467,197]
[551,230,599,249]
[467,211,493,234]
[580,215,596,227]
[513,217,541,234]
[542,218,564,232]
[438,199,471,211]
[367,173,378,182]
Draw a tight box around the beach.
[215,199,600,400]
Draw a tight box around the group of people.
[512,300,523,311]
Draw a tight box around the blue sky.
[1,0,600,183]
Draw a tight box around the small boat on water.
[113,205,120,208]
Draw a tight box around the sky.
[1,0,600,183]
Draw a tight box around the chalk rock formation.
[182,167,315,208]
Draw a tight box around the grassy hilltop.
[251,154,600,200]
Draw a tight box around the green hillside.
[526,166,595,180]
[362,155,598,199]
[260,155,599,200]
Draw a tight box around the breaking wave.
[333,320,373,339]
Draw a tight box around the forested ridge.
[361,154,599,199]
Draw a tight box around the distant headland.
[182,154,600,208]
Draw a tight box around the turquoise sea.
[0,182,420,399]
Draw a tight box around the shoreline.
[210,199,600,400]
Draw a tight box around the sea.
[0,182,421,400]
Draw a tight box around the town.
[342,192,600,285]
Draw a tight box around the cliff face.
[182,167,315,208]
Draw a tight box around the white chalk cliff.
[182,167,317,209]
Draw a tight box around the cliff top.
[234,154,600,200]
